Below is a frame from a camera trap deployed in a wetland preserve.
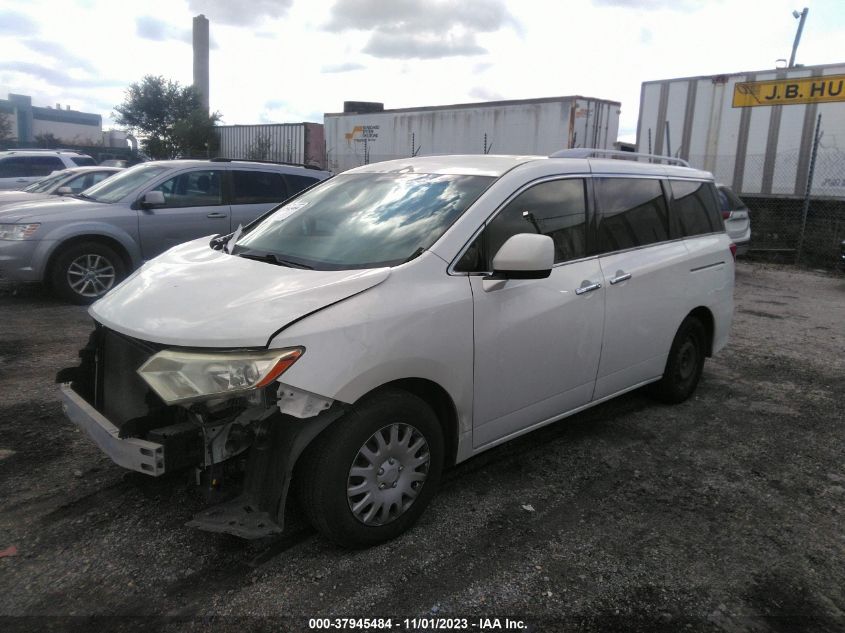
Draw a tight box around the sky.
[0,0,843,143]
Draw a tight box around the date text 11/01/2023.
[307,617,529,630]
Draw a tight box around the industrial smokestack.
[193,14,210,112]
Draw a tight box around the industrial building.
[0,93,129,150]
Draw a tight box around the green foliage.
[114,75,221,159]
[0,111,13,141]
[35,132,60,148]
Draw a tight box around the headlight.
[0,223,40,240]
[137,347,303,405]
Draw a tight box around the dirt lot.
[0,262,843,632]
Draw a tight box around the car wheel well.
[46,235,132,283]
[688,306,715,357]
[361,378,459,468]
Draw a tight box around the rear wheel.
[296,389,444,548]
[648,316,707,404]
[50,241,126,305]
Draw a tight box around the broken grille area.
[95,327,179,438]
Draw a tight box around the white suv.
[0,149,96,190]
[59,150,735,547]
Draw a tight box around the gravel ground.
[0,262,843,633]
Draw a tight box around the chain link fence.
[688,122,844,268]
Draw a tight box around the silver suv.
[717,184,751,256]
[0,159,330,303]
[0,149,96,190]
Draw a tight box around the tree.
[35,132,60,148]
[0,111,13,142]
[114,75,221,159]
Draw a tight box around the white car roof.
[348,155,545,177]
[346,154,713,180]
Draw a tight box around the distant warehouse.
[324,96,621,173]
[637,62,845,199]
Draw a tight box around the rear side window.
[0,156,64,177]
[0,157,29,178]
[456,178,587,271]
[232,170,288,204]
[671,180,722,237]
[70,156,96,167]
[30,156,66,175]
[595,178,669,252]
[284,174,320,195]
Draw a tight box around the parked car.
[99,159,130,168]
[840,240,845,270]
[717,184,751,256]
[0,159,330,302]
[58,150,735,547]
[0,166,122,208]
[0,149,97,190]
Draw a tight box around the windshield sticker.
[268,201,308,222]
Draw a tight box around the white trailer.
[324,96,620,173]
[215,123,326,168]
[637,62,845,198]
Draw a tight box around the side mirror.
[56,186,73,195]
[140,190,165,207]
[488,233,554,280]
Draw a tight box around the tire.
[50,241,127,305]
[648,316,707,404]
[295,389,444,548]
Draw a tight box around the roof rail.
[549,148,690,167]
[3,148,87,154]
[209,157,325,171]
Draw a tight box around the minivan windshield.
[23,170,69,193]
[80,164,170,203]
[233,172,494,270]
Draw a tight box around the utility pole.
[788,8,808,68]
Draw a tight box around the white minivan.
[59,150,734,547]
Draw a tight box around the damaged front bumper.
[58,325,346,539]
[60,383,166,476]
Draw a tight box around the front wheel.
[50,241,126,305]
[648,316,707,404]
[296,389,444,548]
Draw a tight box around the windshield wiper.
[73,192,93,200]
[403,247,426,263]
[238,252,313,269]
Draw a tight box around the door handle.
[575,281,602,295]
[609,272,632,285]
[206,212,227,218]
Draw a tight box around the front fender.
[35,223,143,278]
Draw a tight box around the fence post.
[795,114,822,265]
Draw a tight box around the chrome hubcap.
[67,254,116,298]
[347,423,430,526]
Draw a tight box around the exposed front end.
[58,325,341,538]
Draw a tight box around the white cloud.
[187,0,293,27]
[0,0,842,143]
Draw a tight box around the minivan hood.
[0,196,98,223]
[90,238,391,347]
